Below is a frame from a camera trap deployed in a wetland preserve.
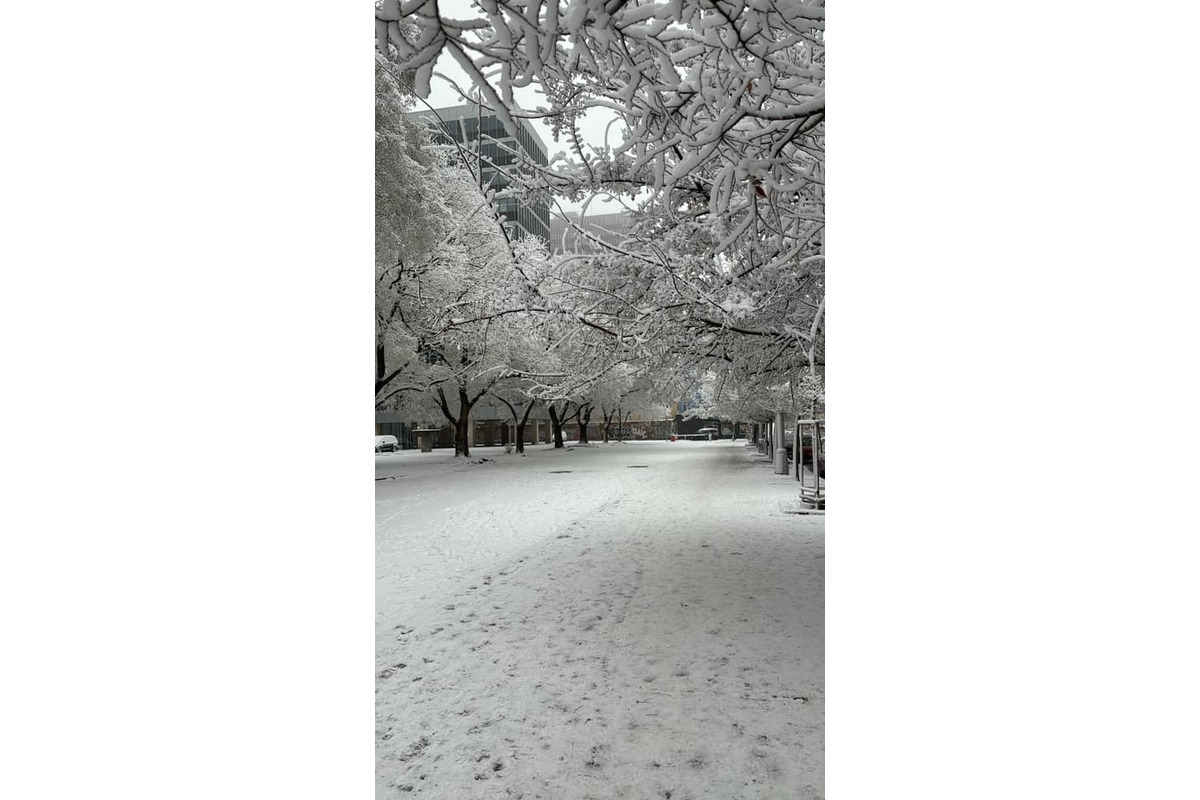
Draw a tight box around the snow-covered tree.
[379,1,826,419]
[376,55,446,403]
[376,54,559,456]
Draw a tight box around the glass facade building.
[405,103,551,244]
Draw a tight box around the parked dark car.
[783,429,825,476]
[804,441,826,477]
[375,435,400,453]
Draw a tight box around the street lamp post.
[774,411,788,474]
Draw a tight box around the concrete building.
[405,103,551,243]
[548,211,636,255]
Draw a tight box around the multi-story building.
[548,210,635,255]
[405,103,551,243]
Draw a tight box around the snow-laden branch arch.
[378,0,826,417]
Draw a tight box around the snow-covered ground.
[376,440,824,799]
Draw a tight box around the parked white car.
[375,435,400,453]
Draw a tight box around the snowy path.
[376,441,823,799]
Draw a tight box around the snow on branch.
[377,0,826,416]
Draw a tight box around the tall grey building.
[406,103,551,243]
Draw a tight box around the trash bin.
[414,428,439,453]
[775,446,788,474]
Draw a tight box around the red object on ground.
[670,435,677,442]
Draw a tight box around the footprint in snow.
[377,663,407,679]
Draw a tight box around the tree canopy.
[376,1,825,446]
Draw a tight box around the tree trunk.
[374,344,409,400]
[548,401,573,449]
[516,400,535,455]
[456,387,473,457]
[495,397,536,455]
[455,415,470,457]
[601,406,615,443]
[579,406,592,444]
[548,405,564,449]
[435,386,475,458]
